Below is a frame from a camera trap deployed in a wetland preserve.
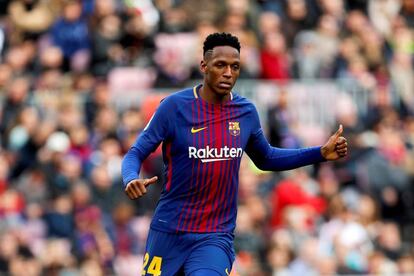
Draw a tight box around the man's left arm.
[245,107,347,171]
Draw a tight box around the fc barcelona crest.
[229,121,240,136]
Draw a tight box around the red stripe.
[194,101,210,232]
[165,143,172,192]
[206,103,220,232]
[201,103,219,232]
[213,103,232,231]
[207,104,225,231]
[184,100,202,231]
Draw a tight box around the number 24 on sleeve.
[141,253,162,276]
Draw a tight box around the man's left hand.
[321,124,348,160]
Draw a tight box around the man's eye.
[232,65,240,70]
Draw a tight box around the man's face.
[201,46,241,96]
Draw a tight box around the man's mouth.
[218,82,232,89]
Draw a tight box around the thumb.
[144,176,158,186]
[333,124,343,139]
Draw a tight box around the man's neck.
[199,83,230,104]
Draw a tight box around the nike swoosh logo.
[191,127,208,134]
[225,268,230,275]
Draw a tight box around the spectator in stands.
[368,0,401,38]
[292,30,322,79]
[50,0,90,72]
[44,195,74,238]
[91,14,124,76]
[109,201,140,255]
[0,63,12,92]
[8,0,55,43]
[282,0,319,47]
[5,45,32,76]
[260,32,291,80]
[314,14,340,77]
[90,164,124,214]
[398,255,414,274]
[400,0,414,27]
[270,168,326,229]
[317,0,346,25]
[257,11,281,39]
[0,76,31,148]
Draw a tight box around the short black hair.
[203,32,241,56]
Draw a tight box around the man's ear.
[200,60,207,74]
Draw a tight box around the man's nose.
[223,66,232,77]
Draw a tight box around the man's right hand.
[125,176,158,199]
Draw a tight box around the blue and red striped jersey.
[122,85,325,233]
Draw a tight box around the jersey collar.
[193,85,233,101]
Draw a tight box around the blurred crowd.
[0,0,413,275]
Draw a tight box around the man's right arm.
[122,146,147,187]
[121,97,173,196]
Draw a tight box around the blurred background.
[0,0,413,275]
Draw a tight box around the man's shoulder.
[232,92,256,110]
[163,86,197,103]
